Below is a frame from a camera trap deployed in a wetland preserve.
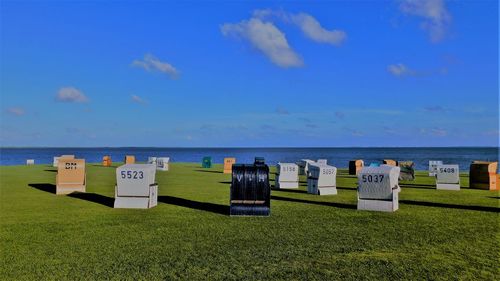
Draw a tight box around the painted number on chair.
[65,162,78,170]
[322,169,335,175]
[120,171,144,179]
[362,174,384,183]
[439,167,455,173]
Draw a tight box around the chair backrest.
[358,165,400,200]
[308,164,337,186]
[470,161,498,189]
[253,156,266,165]
[254,157,265,165]
[276,163,298,181]
[383,159,398,166]
[60,155,75,159]
[202,157,212,167]
[53,157,60,167]
[223,158,236,172]
[349,160,364,175]
[58,159,85,185]
[429,160,443,175]
[296,159,314,175]
[116,164,156,197]
[399,161,415,181]
[124,155,135,164]
[436,164,460,184]
[317,159,328,165]
[156,157,170,168]
[231,164,270,205]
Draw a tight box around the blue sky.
[0,0,498,147]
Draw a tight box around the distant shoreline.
[1,146,499,149]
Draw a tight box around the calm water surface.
[1,147,498,171]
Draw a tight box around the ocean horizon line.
[1,146,499,149]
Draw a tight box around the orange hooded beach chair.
[223,157,236,174]
[56,159,86,195]
[469,161,498,190]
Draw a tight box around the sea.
[0,147,498,171]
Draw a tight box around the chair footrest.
[230,205,270,216]
[230,200,266,204]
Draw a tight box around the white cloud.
[221,18,303,68]
[290,13,346,46]
[55,87,88,103]
[132,54,179,78]
[420,127,448,137]
[6,107,25,116]
[400,0,451,42]
[387,63,416,77]
[430,128,447,136]
[253,9,346,46]
[222,9,346,67]
[131,95,147,105]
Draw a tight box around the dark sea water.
[0,147,498,171]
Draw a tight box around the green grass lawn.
[1,163,499,280]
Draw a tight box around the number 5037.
[120,170,144,179]
[362,174,384,183]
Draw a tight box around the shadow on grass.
[337,173,357,177]
[43,169,57,173]
[400,200,500,213]
[274,186,354,193]
[68,192,114,208]
[337,186,356,190]
[271,195,356,210]
[400,183,436,187]
[219,181,232,185]
[158,196,229,215]
[29,183,56,194]
[337,176,357,180]
[194,169,223,174]
[272,188,307,194]
[400,184,435,190]
[487,196,500,199]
